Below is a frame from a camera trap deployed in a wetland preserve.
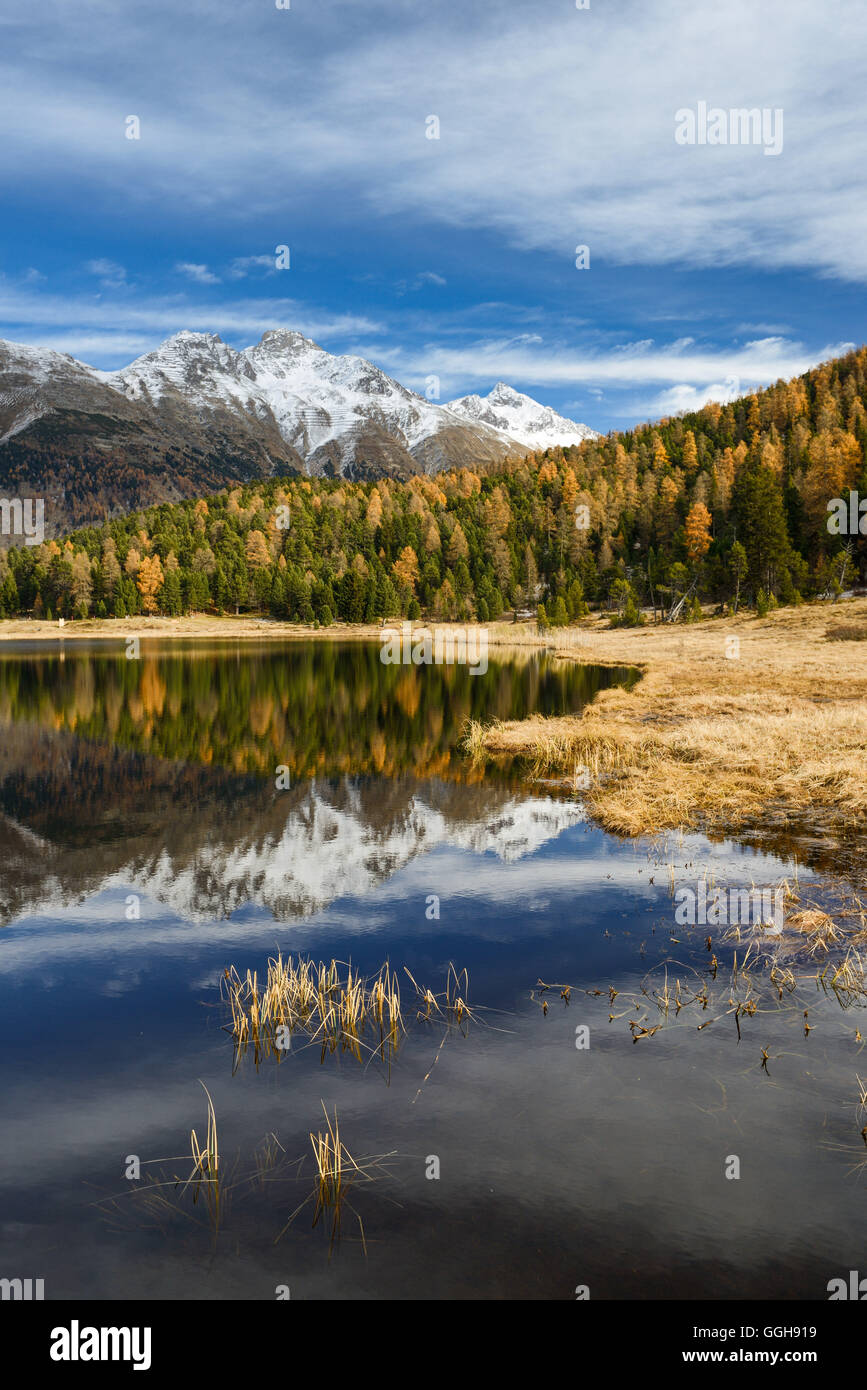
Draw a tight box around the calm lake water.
[0,640,862,1301]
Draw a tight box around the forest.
[1,347,865,626]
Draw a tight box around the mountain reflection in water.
[0,641,862,1303]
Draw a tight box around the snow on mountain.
[0,341,106,445]
[446,380,598,449]
[240,329,467,458]
[0,330,598,517]
[99,333,597,459]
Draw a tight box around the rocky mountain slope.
[0,330,596,536]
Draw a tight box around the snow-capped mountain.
[0,330,597,535]
[103,328,523,476]
[447,381,597,450]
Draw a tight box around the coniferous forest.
[2,348,865,626]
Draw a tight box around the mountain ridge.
[0,330,596,535]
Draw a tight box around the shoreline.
[0,614,554,646]
[2,602,865,853]
[464,596,867,846]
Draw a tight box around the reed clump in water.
[277,1103,396,1255]
[541,881,867,1050]
[96,1082,232,1243]
[307,1105,365,1251]
[404,963,475,1026]
[181,1082,222,1230]
[222,956,404,1065]
[223,957,482,1069]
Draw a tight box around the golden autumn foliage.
[684,501,713,563]
[392,545,420,593]
[136,554,164,613]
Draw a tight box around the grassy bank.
[0,614,548,645]
[465,598,867,840]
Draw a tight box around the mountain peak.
[256,328,320,353]
[169,329,223,343]
[489,380,522,403]
[127,331,237,367]
[446,381,597,450]
[0,330,598,536]
[159,330,228,353]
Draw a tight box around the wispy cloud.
[174,262,221,285]
[0,0,862,428]
[0,272,850,408]
[228,255,278,279]
[388,333,855,398]
[85,258,127,289]
[0,284,387,365]
[1,0,865,279]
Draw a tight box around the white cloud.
[651,381,746,414]
[390,333,856,399]
[228,255,278,279]
[0,275,851,405]
[0,284,385,364]
[174,262,221,285]
[0,0,864,280]
[85,258,127,288]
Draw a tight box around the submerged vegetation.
[536,871,866,1066]
[98,1089,389,1254]
[278,1104,396,1255]
[99,961,481,1254]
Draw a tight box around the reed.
[275,1103,398,1254]
[404,962,476,1025]
[222,956,405,1065]
[308,1105,361,1245]
[820,949,867,1004]
[182,1083,222,1230]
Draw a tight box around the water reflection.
[0,642,862,1302]
[0,639,638,782]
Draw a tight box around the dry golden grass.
[276,1103,398,1254]
[182,1083,222,1230]
[222,955,480,1075]
[463,596,867,839]
[222,955,404,1066]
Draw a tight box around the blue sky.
[1,0,865,431]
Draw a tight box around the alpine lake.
[0,638,863,1301]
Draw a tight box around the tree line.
[1,347,865,625]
